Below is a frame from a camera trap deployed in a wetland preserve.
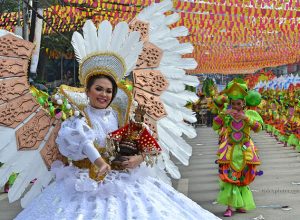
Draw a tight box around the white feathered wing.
[0,30,64,208]
[130,0,199,181]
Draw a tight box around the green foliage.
[185,85,196,92]
[202,78,215,97]
[0,0,19,13]
[38,0,66,8]
[41,32,73,53]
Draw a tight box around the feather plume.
[158,125,193,157]
[21,169,52,207]
[149,26,170,43]
[176,121,197,138]
[125,41,144,74]
[0,142,17,163]
[82,20,97,55]
[163,103,196,123]
[161,152,181,179]
[170,26,189,37]
[138,0,172,21]
[0,164,12,187]
[161,91,198,106]
[159,117,182,137]
[97,20,112,51]
[71,32,86,62]
[163,104,184,122]
[153,38,179,50]
[180,75,199,87]
[137,3,159,21]
[118,31,141,58]
[157,66,185,79]
[170,58,198,70]
[157,126,191,165]
[8,160,40,202]
[164,13,180,25]
[166,79,186,92]
[176,107,197,123]
[153,0,173,15]
[148,15,166,29]
[109,22,129,52]
[168,42,194,54]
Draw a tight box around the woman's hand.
[121,155,143,169]
[94,157,111,176]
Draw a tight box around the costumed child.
[212,79,263,217]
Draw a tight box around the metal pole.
[61,55,64,84]
[73,58,76,85]
[18,0,21,26]
[22,0,28,40]
[29,0,38,42]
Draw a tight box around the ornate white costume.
[15,106,220,220]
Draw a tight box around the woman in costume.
[15,51,219,220]
[1,1,220,219]
[212,80,263,217]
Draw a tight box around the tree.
[0,0,19,13]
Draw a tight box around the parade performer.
[0,1,220,219]
[213,79,263,217]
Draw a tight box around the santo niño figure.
[107,105,161,169]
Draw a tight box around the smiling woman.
[86,74,118,109]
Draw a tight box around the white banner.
[30,8,43,74]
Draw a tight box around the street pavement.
[1,127,300,220]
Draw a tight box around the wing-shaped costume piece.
[130,0,199,179]
[0,0,198,207]
[66,0,199,180]
[0,31,66,207]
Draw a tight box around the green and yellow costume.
[213,80,263,210]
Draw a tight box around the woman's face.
[87,78,113,109]
[231,99,244,111]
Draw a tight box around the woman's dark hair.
[86,74,118,105]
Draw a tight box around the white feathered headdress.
[72,20,143,86]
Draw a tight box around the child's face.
[231,99,244,111]
[134,112,143,123]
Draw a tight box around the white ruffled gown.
[15,105,220,220]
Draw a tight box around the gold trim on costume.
[84,68,119,87]
[59,84,87,111]
[117,81,133,125]
[79,52,127,86]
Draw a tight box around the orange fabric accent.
[219,164,256,186]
